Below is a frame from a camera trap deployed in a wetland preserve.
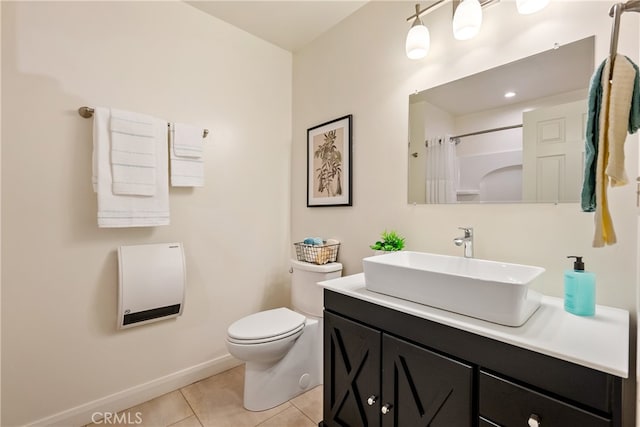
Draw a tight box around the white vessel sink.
[362,251,545,327]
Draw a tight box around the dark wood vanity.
[321,289,625,427]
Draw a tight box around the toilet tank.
[291,259,342,317]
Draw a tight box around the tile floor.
[86,365,322,427]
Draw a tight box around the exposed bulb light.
[504,91,516,98]
[453,0,483,41]
[516,0,550,15]
[406,10,430,59]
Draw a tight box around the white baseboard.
[27,354,241,427]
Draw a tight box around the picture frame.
[307,115,353,207]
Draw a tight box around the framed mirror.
[408,36,595,204]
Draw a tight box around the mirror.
[408,36,595,204]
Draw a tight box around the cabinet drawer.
[479,417,500,427]
[479,371,611,427]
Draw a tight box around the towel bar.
[607,0,640,81]
[78,106,209,138]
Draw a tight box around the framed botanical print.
[307,115,352,207]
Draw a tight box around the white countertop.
[320,273,629,378]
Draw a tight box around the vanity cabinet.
[322,289,623,427]
[323,311,472,426]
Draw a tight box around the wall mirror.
[408,36,595,204]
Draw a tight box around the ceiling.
[186,1,369,52]
[186,2,594,114]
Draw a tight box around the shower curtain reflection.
[425,136,457,203]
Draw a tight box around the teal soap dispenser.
[564,256,596,316]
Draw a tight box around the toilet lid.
[227,308,306,341]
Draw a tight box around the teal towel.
[581,59,606,212]
[627,57,640,134]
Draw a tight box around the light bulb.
[406,19,430,59]
[516,0,550,14]
[452,0,483,41]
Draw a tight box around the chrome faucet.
[454,227,474,258]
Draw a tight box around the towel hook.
[78,106,209,139]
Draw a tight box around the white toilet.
[225,259,342,411]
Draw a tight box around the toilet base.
[243,319,321,411]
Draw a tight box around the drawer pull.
[366,395,377,406]
[381,403,393,415]
[528,414,541,427]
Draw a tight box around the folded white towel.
[93,107,170,227]
[169,123,204,187]
[110,108,156,196]
[172,122,203,158]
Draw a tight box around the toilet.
[225,259,343,411]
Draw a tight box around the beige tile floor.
[87,365,322,427]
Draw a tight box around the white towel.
[593,55,639,247]
[172,122,203,158]
[604,55,637,187]
[92,107,170,227]
[110,108,156,196]
[169,123,204,187]
[593,59,617,247]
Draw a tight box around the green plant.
[370,230,406,251]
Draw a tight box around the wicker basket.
[294,242,340,265]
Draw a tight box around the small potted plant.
[370,230,406,255]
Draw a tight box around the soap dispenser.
[564,256,595,316]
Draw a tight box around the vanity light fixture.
[516,0,550,15]
[406,4,432,59]
[452,0,483,40]
[504,91,516,98]
[406,0,551,59]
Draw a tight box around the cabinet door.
[324,311,382,427]
[381,334,473,427]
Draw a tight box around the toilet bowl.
[225,259,342,411]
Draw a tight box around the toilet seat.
[227,308,306,345]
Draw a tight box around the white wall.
[1,2,291,425]
[423,101,456,137]
[292,1,638,424]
